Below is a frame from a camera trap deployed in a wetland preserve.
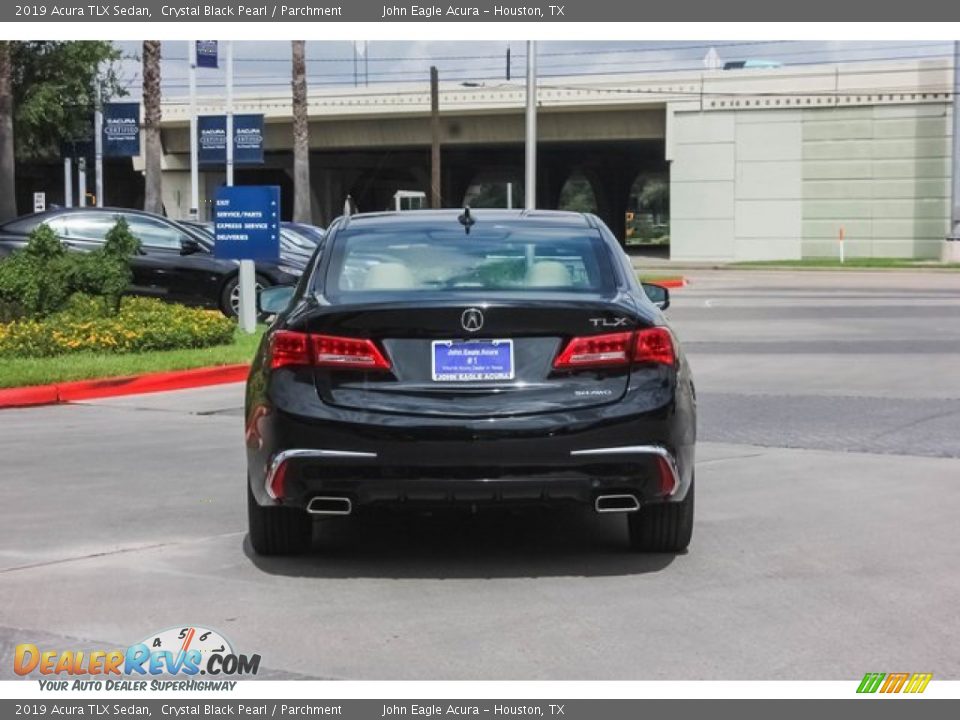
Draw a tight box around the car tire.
[247,483,312,556]
[220,273,271,319]
[627,476,694,553]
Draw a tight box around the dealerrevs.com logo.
[857,672,933,694]
[15,626,260,691]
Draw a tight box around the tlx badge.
[589,317,628,328]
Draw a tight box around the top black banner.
[6,0,960,22]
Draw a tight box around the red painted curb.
[0,363,250,409]
[657,278,686,289]
[0,385,59,408]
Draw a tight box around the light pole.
[77,156,87,207]
[63,157,72,208]
[94,84,103,207]
[188,41,199,221]
[524,40,537,211]
[226,42,254,333]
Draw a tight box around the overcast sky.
[113,40,952,99]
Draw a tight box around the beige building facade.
[148,58,955,261]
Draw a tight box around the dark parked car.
[184,220,323,271]
[245,209,697,555]
[0,207,310,317]
[282,221,326,246]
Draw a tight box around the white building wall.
[667,110,736,261]
[733,110,803,261]
[800,104,951,259]
[669,100,952,261]
[669,106,802,261]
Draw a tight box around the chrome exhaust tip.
[306,496,353,515]
[594,494,640,513]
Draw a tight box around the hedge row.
[0,295,235,358]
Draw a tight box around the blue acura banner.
[198,115,227,165]
[102,102,140,157]
[196,40,218,68]
[234,114,265,164]
[198,114,264,166]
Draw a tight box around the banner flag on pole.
[198,114,264,166]
[102,102,141,157]
[196,41,218,69]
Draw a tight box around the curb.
[0,364,250,410]
[656,278,687,289]
[643,277,687,289]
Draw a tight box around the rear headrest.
[363,262,416,290]
[526,261,573,287]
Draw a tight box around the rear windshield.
[321,228,617,297]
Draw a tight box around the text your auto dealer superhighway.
[161,4,343,17]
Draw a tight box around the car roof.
[338,209,597,231]
[35,206,164,217]
[1,206,183,231]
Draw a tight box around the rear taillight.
[553,331,632,369]
[311,334,391,370]
[268,330,391,371]
[269,330,311,369]
[553,327,676,370]
[633,327,676,367]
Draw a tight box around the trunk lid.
[303,295,638,418]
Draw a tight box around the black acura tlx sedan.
[245,209,696,555]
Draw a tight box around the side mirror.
[258,285,296,314]
[642,282,670,311]
[180,238,202,256]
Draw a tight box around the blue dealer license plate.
[431,339,514,382]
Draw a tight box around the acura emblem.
[461,308,484,332]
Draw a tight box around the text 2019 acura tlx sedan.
[245,209,696,555]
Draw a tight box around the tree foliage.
[637,177,669,217]
[465,181,524,209]
[10,41,125,161]
[558,174,598,214]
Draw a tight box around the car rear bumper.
[246,400,694,512]
[260,443,682,512]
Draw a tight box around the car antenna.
[458,206,476,235]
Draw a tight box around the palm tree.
[142,40,162,215]
[291,40,311,223]
[0,42,16,221]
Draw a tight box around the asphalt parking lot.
[1,269,959,680]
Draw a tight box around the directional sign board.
[213,185,280,261]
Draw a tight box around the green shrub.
[71,217,141,314]
[0,295,235,358]
[0,218,141,319]
[0,299,25,324]
[0,224,75,318]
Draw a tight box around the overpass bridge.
[147,58,955,260]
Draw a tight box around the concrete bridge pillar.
[586,164,636,245]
